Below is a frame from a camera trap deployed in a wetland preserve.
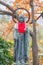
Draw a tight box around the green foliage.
[0,37,13,65]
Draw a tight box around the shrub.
[0,37,13,65]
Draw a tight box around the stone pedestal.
[14,63,28,65]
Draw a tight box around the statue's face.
[19,15,24,22]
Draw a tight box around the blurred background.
[0,0,43,65]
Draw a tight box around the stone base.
[14,63,28,65]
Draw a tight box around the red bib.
[18,22,25,33]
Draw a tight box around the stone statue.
[13,15,30,64]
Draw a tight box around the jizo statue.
[13,14,31,64]
[0,1,42,65]
[12,8,31,64]
[0,1,33,65]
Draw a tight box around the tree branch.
[35,13,42,21]
[0,12,12,16]
[30,12,43,24]
[0,10,19,23]
[0,10,13,16]
[0,1,14,12]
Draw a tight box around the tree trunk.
[32,23,38,65]
[30,0,39,65]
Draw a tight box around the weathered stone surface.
[14,63,28,65]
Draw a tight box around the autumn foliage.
[0,0,43,38]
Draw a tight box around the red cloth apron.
[18,22,25,33]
